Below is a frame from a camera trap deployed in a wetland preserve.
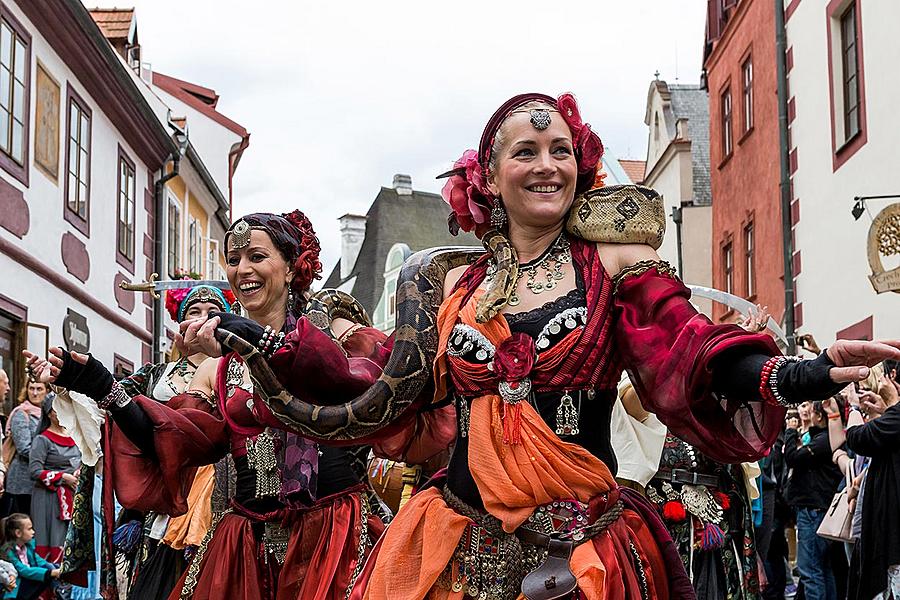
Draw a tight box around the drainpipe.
[775,0,796,354]
[671,206,685,277]
[152,112,188,363]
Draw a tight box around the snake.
[215,244,486,441]
[214,185,666,442]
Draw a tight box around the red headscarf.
[440,92,604,238]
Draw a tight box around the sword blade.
[152,279,232,291]
[118,277,231,294]
[686,284,788,345]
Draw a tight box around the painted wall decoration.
[34,62,60,181]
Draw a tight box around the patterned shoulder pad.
[566,185,666,250]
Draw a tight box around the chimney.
[392,173,413,195]
[338,214,367,279]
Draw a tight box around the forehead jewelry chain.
[486,233,570,306]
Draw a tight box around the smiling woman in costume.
[189,92,899,600]
[26,210,389,600]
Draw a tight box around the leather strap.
[654,467,719,488]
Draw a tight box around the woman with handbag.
[0,382,49,518]
[845,359,900,600]
[785,401,844,600]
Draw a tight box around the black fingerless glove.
[776,351,844,403]
[52,348,114,402]
[211,311,265,349]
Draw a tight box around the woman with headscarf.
[28,394,80,564]
[27,210,389,600]
[2,382,49,518]
[120,283,236,600]
[53,282,236,600]
[188,92,898,600]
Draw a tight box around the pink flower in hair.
[441,149,492,236]
[557,93,604,174]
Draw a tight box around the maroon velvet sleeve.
[109,393,228,515]
[613,266,786,463]
[268,319,391,405]
[369,403,457,464]
[266,318,454,450]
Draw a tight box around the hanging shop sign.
[868,202,900,294]
[62,309,90,353]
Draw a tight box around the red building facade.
[704,0,786,324]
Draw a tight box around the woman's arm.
[620,385,651,423]
[27,435,50,485]
[7,550,51,582]
[9,412,33,461]
[823,397,846,452]
[110,357,218,457]
[846,404,900,457]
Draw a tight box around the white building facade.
[642,80,713,315]
[785,0,899,342]
[0,0,177,407]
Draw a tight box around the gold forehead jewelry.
[230,219,252,249]
[194,287,215,303]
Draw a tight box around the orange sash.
[364,289,667,600]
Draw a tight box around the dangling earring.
[490,199,507,229]
[287,289,295,311]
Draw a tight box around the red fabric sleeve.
[267,318,456,453]
[38,470,63,490]
[613,266,785,463]
[369,402,457,464]
[108,393,228,516]
[269,319,391,405]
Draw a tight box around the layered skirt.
[171,485,384,600]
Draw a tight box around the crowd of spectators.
[0,370,83,600]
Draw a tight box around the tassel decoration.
[501,401,523,445]
[662,500,687,522]
[700,522,726,551]
[714,491,731,511]
[112,520,142,555]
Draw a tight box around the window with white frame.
[744,221,755,298]
[206,238,221,280]
[116,149,136,265]
[741,55,753,134]
[0,16,28,171]
[723,240,734,295]
[721,86,733,158]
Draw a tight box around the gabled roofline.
[16,0,177,167]
[153,71,247,139]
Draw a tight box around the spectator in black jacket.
[846,360,900,600]
[785,401,843,600]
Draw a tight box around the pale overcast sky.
[88,0,708,275]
